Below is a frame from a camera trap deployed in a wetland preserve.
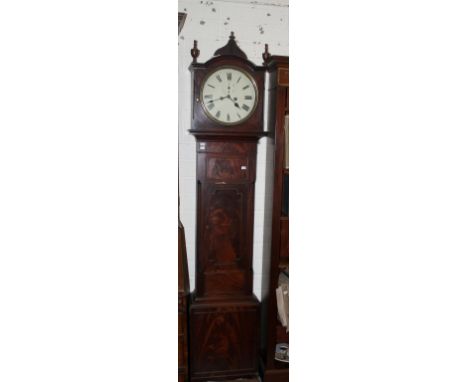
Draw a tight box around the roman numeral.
[242,85,250,90]
[227,72,232,81]
[216,75,222,82]
[245,95,252,100]
[207,103,215,110]
[215,110,221,118]
[227,113,230,122]
[237,76,241,83]
[237,112,241,119]
[207,84,215,88]
[242,104,250,111]
[204,94,213,99]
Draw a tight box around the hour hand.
[226,95,241,108]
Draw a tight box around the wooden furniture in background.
[178,220,190,382]
[260,55,289,382]
[188,33,267,382]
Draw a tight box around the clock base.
[189,295,260,381]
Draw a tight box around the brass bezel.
[200,66,259,126]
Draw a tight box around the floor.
[208,378,261,382]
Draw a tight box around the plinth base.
[189,295,260,382]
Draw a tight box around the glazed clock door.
[200,67,258,125]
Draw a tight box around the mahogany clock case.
[187,34,267,382]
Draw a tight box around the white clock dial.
[200,67,257,125]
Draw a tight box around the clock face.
[200,67,258,125]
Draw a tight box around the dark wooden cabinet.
[188,34,266,381]
[178,221,190,382]
[260,55,289,382]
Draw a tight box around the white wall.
[178,0,288,298]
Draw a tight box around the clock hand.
[208,96,226,103]
[226,95,241,109]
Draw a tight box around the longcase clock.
[188,33,266,381]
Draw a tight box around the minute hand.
[208,96,227,103]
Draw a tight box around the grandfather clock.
[188,33,266,381]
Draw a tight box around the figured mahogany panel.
[206,155,250,182]
[197,183,254,297]
[190,301,259,380]
[204,187,243,267]
[204,269,247,297]
[197,141,256,184]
